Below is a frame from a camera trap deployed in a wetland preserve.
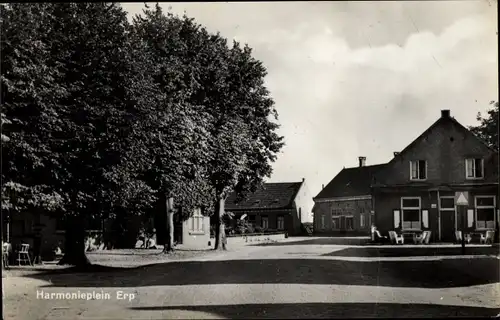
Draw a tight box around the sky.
[121,1,498,218]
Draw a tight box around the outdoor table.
[466,232,483,243]
[402,231,423,244]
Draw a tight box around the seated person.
[371,224,388,243]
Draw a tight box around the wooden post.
[455,192,469,255]
[460,206,465,255]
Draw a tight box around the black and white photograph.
[1,1,499,319]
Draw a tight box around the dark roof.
[225,182,303,210]
[391,114,497,165]
[373,113,498,186]
[314,164,387,200]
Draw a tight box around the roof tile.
[226,182,303,210]
[315,164,386,200]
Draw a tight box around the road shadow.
[87,248,212,256]
[323,246,500,257]
[24,257,500,289]
[254,238,370,246]
[131,302,500,318]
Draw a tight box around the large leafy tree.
[1,3,67,233]
[203,42,284,250]
[46,3,160,265]
[132,5,214,252]
[469,101,499,151]
[1,3,156,266]
[133,6,284,251]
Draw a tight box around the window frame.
[439,196,457,230]
[320,214,325,229]
[261,216,269,230]
[331,215,341,230]
[189,208,205,235]
[474,195,496,230]
[401,196,422,231]
[345,215,354,230]
[410,160,427,181]
[465,158,484,180]
[277,216,285,230]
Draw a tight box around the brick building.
[225,179,312,236]
[372,110,499,242]
[313,157,384,235]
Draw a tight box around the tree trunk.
[33,210,42,264]
[214,195,227,251]
[162,196,174,253]
[58,214,91,267]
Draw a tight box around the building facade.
[225,179,312,236]
[313,158,385,235]
[372,110,499,242]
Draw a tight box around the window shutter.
[393,210,400,229]
[467,209,474,228]
[422,210,429,228]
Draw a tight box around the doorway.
[439,196,456,242]
[440,210,456,242]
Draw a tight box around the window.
[360,206,366,228]
[466,158,484,179]
[189,208,205,234]
[277,216,285,230]
[331,216,340,230]
[475,196,496,230]
[345,216,354,230]
[401,197,421,230]
[261,216,269,229]
[410,160,427,180]
[439,197,455,210]
[320,214,325,229]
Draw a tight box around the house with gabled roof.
[225,179,313,236]
[313,157,386,235]
[372,110,499,242]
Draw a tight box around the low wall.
[226,233,286,246]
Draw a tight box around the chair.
[17,244,32,266]
[480,231,495,244]
[415,232,425,244]
[389,231,404,244]
[423,231,432,244]
[455,231,471,244]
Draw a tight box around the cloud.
[260,12,496,179]
[121,2,498,212]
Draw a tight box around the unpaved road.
[3,239,500,319]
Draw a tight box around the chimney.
[441,110,450,118]
[394,151,400,157]
[322,184,325,190]
[358,156,366,167]
[302,177,305,182]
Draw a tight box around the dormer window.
[465,158,484,179]
[410,160,427,180]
